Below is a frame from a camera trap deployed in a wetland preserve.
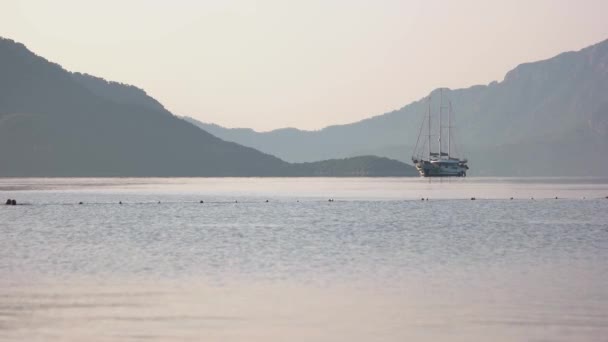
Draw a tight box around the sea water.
[1,177,607,341]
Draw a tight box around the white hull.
[414,160,468,177]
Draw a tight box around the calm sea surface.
[1,177,608,341]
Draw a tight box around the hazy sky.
[2,0,607,131]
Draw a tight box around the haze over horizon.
[3,0,607,131]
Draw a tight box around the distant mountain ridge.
[0,37,416,177]
[185,38,608,176]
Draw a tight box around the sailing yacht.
[411,90,469,177]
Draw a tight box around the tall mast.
[427,96,431,159]
[439,89,442,158]
[448,100,451,158]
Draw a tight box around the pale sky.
[2,0,607,131]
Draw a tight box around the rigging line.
[448,104,466,158]
[412,102,427,159]
[419,139,428,159]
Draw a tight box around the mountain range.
[185,39,608,176]
[0,37,416,177]
[2,36,607,177]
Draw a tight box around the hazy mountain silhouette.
[0,37,416,177]
[292,155,416,177]
[186,38,608,176]
[71,72,166,112]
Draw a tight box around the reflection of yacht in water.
[411,89,469,177]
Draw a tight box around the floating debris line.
[3,197,608,207]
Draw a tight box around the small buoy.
[510,197,513,200]
[200,200,204,204]
[471,197,476,200]
[119,201,123,205]
[531,197,534,200]
[421,198,424,201]
[426,198,429,201]
[158,201,161,204]
[555,197,558,199]
[235,200,238,203]
[265,200,269,203]
[78,202,83,205]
